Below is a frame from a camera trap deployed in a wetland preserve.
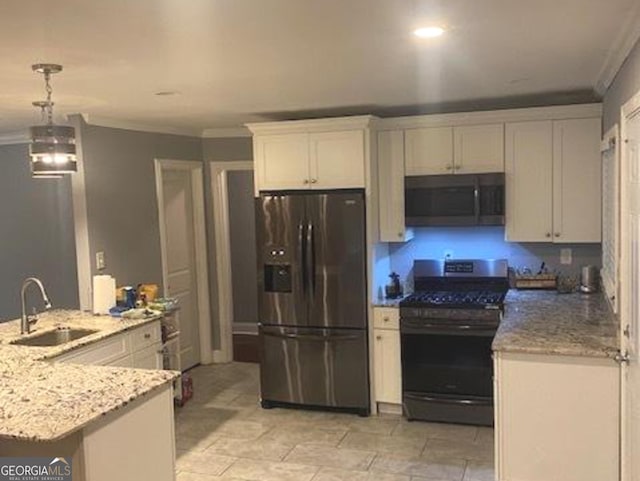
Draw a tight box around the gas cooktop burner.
[400,290,506,308]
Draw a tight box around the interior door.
[255,194,307,327]
[162,170,201,370]
[305,192,367,329]
[622,110,640,481]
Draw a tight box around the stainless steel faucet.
[21,277,52,335]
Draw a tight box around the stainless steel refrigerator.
[256,190,369,415]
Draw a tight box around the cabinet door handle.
[376,335,382,340]
[383,317,389,323]
[545,232,551,238]
[303,179,310,184]
[397,232,403,238]
[554,233,561,238]
[454,165,460,171]
[445,165,453,170]
[310,178,318,184]
[144,333,151,339]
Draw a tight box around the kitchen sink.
[11,327,99,347]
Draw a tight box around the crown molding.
[79,114,202,137]
[201,127,251,138]
[378,103,602,130]
[0,131,29,146]
[594,2,640,95]
[245,115,380,135]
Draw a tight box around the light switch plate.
[560,248,572,265]
[96,251,106,270]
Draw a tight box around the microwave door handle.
[473,178,480,223]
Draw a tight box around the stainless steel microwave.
[405,173,505,227]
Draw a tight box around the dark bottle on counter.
[385,272,403,299]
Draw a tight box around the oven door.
[400,319,496,425]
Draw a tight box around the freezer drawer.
[259,325,369,410]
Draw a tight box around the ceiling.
[0,0,638,136]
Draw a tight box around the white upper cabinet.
[552,118,602,243]
[505,121,554,242]
[404,124,504,175]
[309,130,365,189]
[505,117,602,243]
[254,133,311,191]
[404,126,454,175]
[248,117,374,193]
[378,130,413,242]
[454,124,505,173]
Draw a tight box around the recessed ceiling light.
[413,26,445,38]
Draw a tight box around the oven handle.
[400,322,497,335]
[262,330,360,342]
[404,392,493,407]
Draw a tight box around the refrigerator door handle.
[298,223,307,294]
[306,222,315,295]
[262,330,360,342]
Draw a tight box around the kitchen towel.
[93,275,116,315]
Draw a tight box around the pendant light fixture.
[29,63,76,177]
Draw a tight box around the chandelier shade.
[28,64,77,177]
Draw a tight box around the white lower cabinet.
[54,321,163,370]
[494,352,619,481]
[373,307,402,406]
[133,344,163,370]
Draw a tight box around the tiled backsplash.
[388,227,601,289]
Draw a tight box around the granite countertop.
[493,290,619,359]
[0,310,179,442]
[372,297,404,308]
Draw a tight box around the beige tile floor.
[175,362,495,481]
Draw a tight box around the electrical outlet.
[560,248,572,265]
[96,251,106,270]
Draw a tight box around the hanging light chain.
[44,69,54,125]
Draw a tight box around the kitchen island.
[0,310,179,481]
[493,291,619,481]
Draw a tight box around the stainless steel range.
[400,259,509,426]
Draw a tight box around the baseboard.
[377,402,403,415]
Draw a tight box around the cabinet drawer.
[133,343,163,370]
[373,307,400,330]
[130,322,161,352]
[56,334,131,366]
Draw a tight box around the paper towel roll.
[93,275,116,315]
